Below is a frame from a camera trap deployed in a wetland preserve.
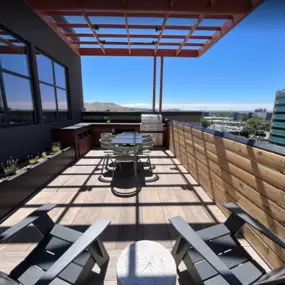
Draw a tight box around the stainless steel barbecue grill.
[140,114,164,146]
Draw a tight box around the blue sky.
[81,0,285,111]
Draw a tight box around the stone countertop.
[56,122,141,130]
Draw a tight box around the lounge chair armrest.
[35,219,110,285]
[0,204,56,243]
[224,203,285,249]
[169,216,243,285]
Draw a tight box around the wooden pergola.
[22,0,264,111]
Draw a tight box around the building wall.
[269,90,285,146]
[0,0,83,162]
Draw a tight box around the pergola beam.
[176,15,203,55]
[82,11,105,55]
[44,10,235,19]
[73,41,203,47]
[159,57,164,112]
[30,12,80,55]
[155,14,169,54]
[124,13,131,55]
[24,0,264,58]
[79,48,199,57]
[198,0,264,57]
[25,0,262,15]
[56,23,221,31]
[152,57,157,112]
[65,33,212,40]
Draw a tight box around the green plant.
[1,157,18,177]
[200,117,211,128]
[42,151,47,158]
[28,154,39,165]
[246,118,261,128]
[51,142,61,153]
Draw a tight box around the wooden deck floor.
[0,149,270,284]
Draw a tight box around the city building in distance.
[269,89,285,146]
[253,108,267,120]
[233,112,253,121]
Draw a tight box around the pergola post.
[152,56,157,112]
[159,56,164,113]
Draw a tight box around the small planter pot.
[26,158,48,170]
[0,147,75,223]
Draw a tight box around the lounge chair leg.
[89,238,110,268]
[171,235,189,266]
[183,253,204,285]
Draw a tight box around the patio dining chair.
[138,136,154,170]
[100,133,113,138]
[99,137,115,173]
[169,202,285,285]
[111,145,140,181]
[0,204,110,285]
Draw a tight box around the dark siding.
[0,0,83,162]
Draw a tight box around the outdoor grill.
[140,114,164,146]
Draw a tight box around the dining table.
[111,133,143,145]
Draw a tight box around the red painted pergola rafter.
[64,33,212,40]
[198,0,263,57]
[82,11,105,55]
[78,48,199,57]
[73,41,203,47]
[24,0,265,58]
[155,14,169,55]
[56,23,221,31]
[124,13,131,55]
[176,15,204,56]
[43,10,235,20]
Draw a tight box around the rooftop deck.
[0,149,270,284]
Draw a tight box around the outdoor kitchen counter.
[68,122,141,127]
[52,122,144,149]
[87,123,141,146]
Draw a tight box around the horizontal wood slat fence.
[168,121,285,269]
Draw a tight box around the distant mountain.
[84,102,140,112]
[83,102,182,112]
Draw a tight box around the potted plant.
[1,157,18,177]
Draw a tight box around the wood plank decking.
[0,149,270,284]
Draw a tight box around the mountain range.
[84,102,149,112]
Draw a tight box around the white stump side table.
[117,240,177,285]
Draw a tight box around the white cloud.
[122,103,273,111]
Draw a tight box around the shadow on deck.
[0,148,270,284]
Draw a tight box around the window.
[36,51,69,121]
[0,27,36,125]
[0,87,5,125]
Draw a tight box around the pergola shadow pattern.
[0,149,270,284]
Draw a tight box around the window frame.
[0,25,38,128]
[36,49,71,122]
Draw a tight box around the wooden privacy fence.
[168,121,285,269]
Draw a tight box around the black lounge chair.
[170,202,285,285]
[0,204,110,285]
